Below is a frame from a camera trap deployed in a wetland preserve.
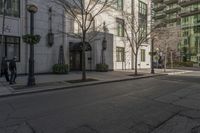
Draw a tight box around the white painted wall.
[0,0,151,74]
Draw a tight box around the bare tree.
[54,0,115,80]
[122,11,153,75]
[153,26,181,71]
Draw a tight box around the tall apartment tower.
[152,0,200,65]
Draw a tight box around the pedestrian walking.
[0,57,9,82]
[9,57,17,84]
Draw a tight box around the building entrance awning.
[69,42,92,51]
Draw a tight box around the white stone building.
[0,0,151,74]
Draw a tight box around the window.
[138,1,147,38]
[195,37,200,54]
[194,14,200,24]
[184,39,187,46]
[139,1,147,16]
[182,17,189,24]
[141,49,145,62]
[0,36,20,61]
[0,0,20,17]
[116,18,124,37]
[183,31,189,37]
[194,26,200,33]
[116,47,125,62]
[117,0,123,10]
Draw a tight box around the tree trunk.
[134,53,138,75]
[164,43,167,72]
[170,51,173,69]
[164,54,167,72]
[82,33,86,81]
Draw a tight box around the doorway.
[70,51,82,70]
[69,42,92,71]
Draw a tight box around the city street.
[0,72,200,133]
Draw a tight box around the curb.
[0,74,166,98]
[167,71,193,75]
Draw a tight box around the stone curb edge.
[0,74,167,98]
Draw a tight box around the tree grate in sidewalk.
[66,78,98,83]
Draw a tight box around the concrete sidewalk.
[0,69,192,97]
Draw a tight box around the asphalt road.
[0,72,200,133]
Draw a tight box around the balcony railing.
[154,12,166,19]
[179,7,200,17]
[165,16,180,23]
[165,6,181,14]
[164,0,179,5]
[152,0,163,4]
[153,4,166,11]
[179,0,200,7]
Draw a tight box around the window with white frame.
[141,49,146,62]
[116,18,124,37]
[116,47,125,62]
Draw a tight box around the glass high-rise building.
[152,0,200,65]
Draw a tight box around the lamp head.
[27,4,38,13]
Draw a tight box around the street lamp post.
[1,0,6,57]
[27,4,38,86]
[151,38,155,74]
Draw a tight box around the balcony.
[154,12,166,19]
[179,0,200,7]
[179,7,200,17]
[165,6,181,14]
[165,17,181,23]
[164,0,179,5]
[152,0,163,4]
[153,4,166,12]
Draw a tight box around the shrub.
[172,61,194,67]
[96,64,109,72]
[182,61,194,67]
[53,64,69,74]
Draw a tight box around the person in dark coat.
[9,57,17,84]
[0,57,9,82]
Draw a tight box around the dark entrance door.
[70,51,82,71]
[69,42,92,71]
